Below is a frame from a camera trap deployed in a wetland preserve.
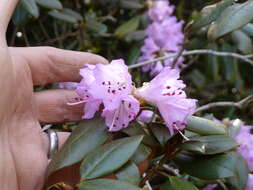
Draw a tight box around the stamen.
[67,100,86,106]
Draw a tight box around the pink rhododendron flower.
[138,0,184,76]
[59,82,78,90]
[134,67,197,134]
[137,110,154,123]
[74,59,140,131]
[236,125,253,171]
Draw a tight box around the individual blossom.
[138,0,184,76]
[235,125,253,171]
[137,110,154,123]
[73,59,140,132]
[134,67,197,134]
[58,82,78,90]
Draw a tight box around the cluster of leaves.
[7,0,253,189]
[45,116,247,190]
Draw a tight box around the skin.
[0,1,108,190]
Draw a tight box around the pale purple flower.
[74,59,140,131]
[148,0,174,22]
[134,67,197,134]
[137,110,154,123]
[236,125,253,171]
[202,184,217,190]
[138,0,184,76]
[59,82,78,90]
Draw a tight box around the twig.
[195,94,253,113]
[129,49,253,69]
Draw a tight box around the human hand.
[0,1,107,190]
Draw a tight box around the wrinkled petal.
[83,100,101,119]
[102,95,140,132]
[137,110,154,123]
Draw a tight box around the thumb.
[0,0,19,42]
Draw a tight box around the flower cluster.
[139,0,184,76]
[73,59,197,133]
[74,59,140,132]
[134,67,197,134]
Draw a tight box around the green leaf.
[123,121,158,146]
[12,3,29,26]
[131,143,151,163]
[227,152,249,190]
[206,44,219,81]
[175,152,239,180]
[181,135,238,155]
[169,176,199,190]
[86,19,108,35]
[126,45,141,65]
[119,0,144,9]
[62,8,83,21]
[150,123,172,146]
[36,0,62,10]
[78,179,142,190]
[186,116,226,135]
[115,16,140,37]
[80,135,143,180]
[160,181,173,190]
[192,0,235,30]
[125,30,146,42]
[21,0,39,18]
[231,30,253,54]
[208,2,253,40]
[48,10,78,23]
[46,118,110,178]
[115,162,140,185]
[242,23,253,37]
[221,44,238,83]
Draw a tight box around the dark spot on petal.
[112,90,116,94]
[128,103,132,108]
[116,117,119,120]
[102,82,105,85]
[166,86,171,89]
[122,124,125,127]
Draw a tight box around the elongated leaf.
[242,23,253,37]
[207,44,219,81]
[192,0,235,30]
[48,10,77,23]
[150,123,172,146]
[187,116,226,135]
[86,19,108,34]
[36,0,62,10]
[160,181,173,190]
[12,3,29,26]
[131,143,151,163]
[221,44,238,83]
[231,30,253,54]
[127,45,141,65]
[46,118,109,178]
[115,16,140,37]
[169,176,199,190]
[80,136,143,180]
[62,8,83,21]
[78,179,142,190]
[227,152,249,190]
[21,0,39,18]
[208,2,253,40]
[175,152,239,180]
[115,162,140,185]
[120,0,144,9]
[181,135,238,155]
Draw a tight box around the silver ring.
[47,129,59,159]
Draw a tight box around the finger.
[9,47,108,85]
[0,0,18,35]
[35,89,84,124]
